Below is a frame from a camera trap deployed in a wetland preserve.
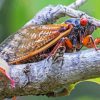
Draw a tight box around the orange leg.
[64,37,73,49]
[94,38,100,46]
[12,96,16,100]
[82,35,100,50]
[40,38,65,58]
[64,37,83,51]
[48,38,65,56]
[48,37,74,56]
[41,37,74,58]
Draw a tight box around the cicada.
[0,18,100,66]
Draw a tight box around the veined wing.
[0,24,69,64]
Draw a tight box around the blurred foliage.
[0,0,100,100]
[87,78,100,84]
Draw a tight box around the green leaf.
[85,78,100,84]
[63,77,100,96]
[66,84,76,95]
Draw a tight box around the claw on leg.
[12,96,16,100]
[82,35,100,50]
[94,38,100,48]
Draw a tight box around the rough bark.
[1,49,100,99]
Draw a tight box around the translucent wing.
[0,24,68,64]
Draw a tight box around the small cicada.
[0,18,100,65]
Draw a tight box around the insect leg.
[64,37,73,49]
[82,35,90,47]
[82,35,100,50]
[94,38,100,46]
[40,38,66,59]
[48,38,65,57]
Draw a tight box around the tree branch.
[24,0,87,26]
[0,49,100,99]
[24,0,100,27]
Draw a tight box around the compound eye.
[80,18,88,26]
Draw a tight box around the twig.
[24,0,87,26]
[25,1,100,27]
[68,0,87,9]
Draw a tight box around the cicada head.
[80,18,88,26]
[65,18,80,26]
[80,18,96,35]
[65,18,96,35]
[65,18,89,27]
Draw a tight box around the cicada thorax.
[0,23,72,65]
[66,18,96,51]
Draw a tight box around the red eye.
[80,18,88,26]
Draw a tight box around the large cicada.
[0,18,100,65]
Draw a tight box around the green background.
[0,0,100,100]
